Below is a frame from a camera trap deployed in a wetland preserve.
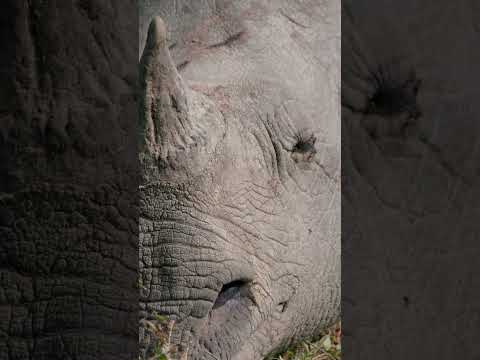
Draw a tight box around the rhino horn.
[139,17,191,162]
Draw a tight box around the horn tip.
[148,16,168,46]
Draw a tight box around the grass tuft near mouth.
[141,313,186,360]
[143,314,341,360]
[266,322,341,360]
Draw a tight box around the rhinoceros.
[138,1,340,359]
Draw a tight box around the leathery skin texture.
[138,1,340,359]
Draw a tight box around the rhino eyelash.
[291,131,317,155]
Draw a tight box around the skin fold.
[138,1,340,359]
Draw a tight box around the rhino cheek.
[138,181,264,357]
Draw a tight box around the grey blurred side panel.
[0,1,138,359]
[342,1,480,359]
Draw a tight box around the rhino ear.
[139,16,190,160]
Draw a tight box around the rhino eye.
[291,131,317,161]
[367,66,421,117]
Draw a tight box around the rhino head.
[138,1,340,359]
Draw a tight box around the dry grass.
[266,322,341,360]
[141,313,186,360]
[143,315,341,360]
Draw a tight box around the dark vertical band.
[0,1,139,359]
[342,1,480,359]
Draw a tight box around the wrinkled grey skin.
[138,1,340,359]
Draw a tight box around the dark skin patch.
[177,60,190,71]
[293,131,317,155]
[207,30,246,49]
[291,131,317,163]
[366,65,421,118]
[279,9,309,29]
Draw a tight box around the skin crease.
[138,1,340,359]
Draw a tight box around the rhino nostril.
[213,280,249,309]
